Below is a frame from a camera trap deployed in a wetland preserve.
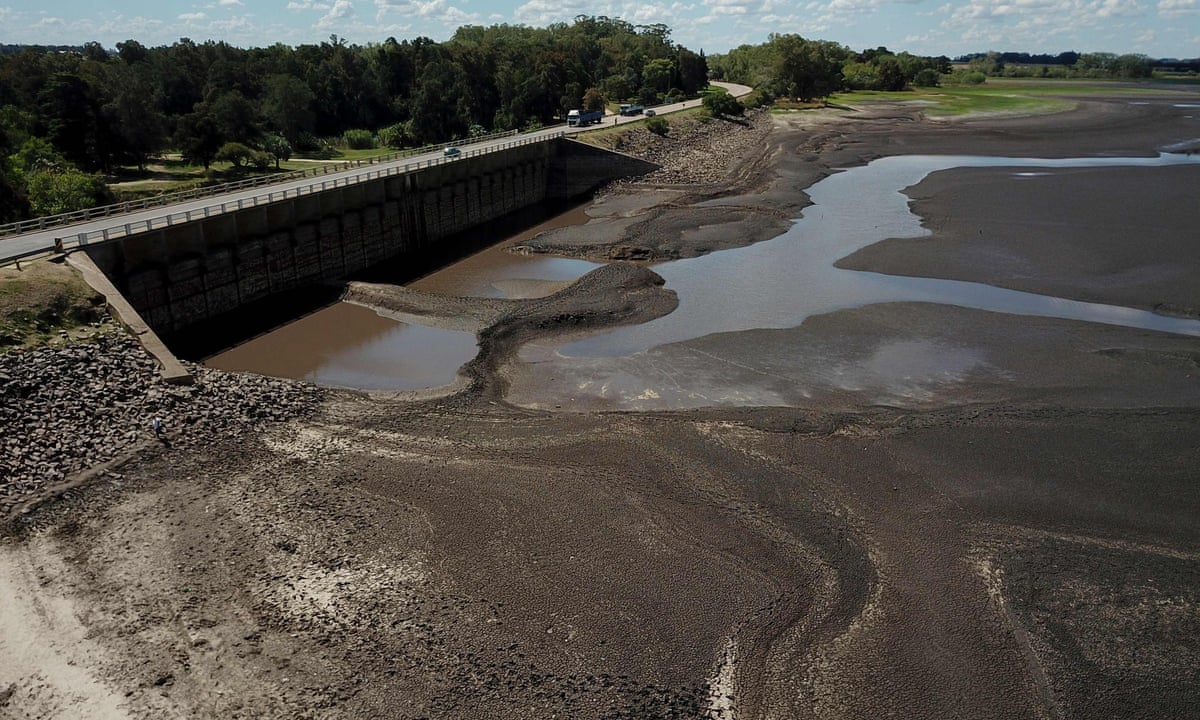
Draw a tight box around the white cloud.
[376,0,479,25]
[317,0,355,27]
[34,16,64,26]
[217,0,244,5]
[1094,0,1145,16]
[178,12,208,21]
[512,0,586,25]
[93,15,166,37]
[1157,0,1199,13]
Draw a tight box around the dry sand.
[3,88,1200,720]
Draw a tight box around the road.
[0,82,751,263]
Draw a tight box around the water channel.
[207,151,1200,400]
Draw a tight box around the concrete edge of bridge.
[66,252,193,386]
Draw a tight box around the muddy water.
[514,152,1200,409]
[409,205,599,298]
[210,152,1200,399]
[205,302,478,390]
[205,204,598,390]
[561,153,1200,361]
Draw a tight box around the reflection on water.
[205,202,598,390]
[410,205,601,298]
[562,153,1200,360]
[206,302,478,390]
[209,152,1200,401]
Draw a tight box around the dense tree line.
[709,35,949,104]
[0,17,708,223]
[954,51,1172,79]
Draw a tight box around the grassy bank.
[0,259,106,349]
[822,79,1200,117]
[824,84,1074,117]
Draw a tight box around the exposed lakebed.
[209,152,1200,402]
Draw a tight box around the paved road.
[0,82,751,263]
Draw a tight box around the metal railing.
[0,129,524,240]
[3,131,563,259]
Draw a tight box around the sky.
[1,0,1197,59]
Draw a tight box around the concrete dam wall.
[84,138,657,337]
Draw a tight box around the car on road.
[443,146,461,158]
[645,109,656,117]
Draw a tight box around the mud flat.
[3,90,1200,719]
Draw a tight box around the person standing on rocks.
[152,416,166,441]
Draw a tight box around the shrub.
[343,129,376,150]
[377,123,411,149]
[913,69,942,87]
[943,69,988,86]
[25,169,112,216]
[293,132,322,151]
[744,87,776,108]
[703,90,744,117]
[215,142,254,168]
[645,116,669,136]
[250,151,272,170]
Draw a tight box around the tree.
[772,35,846,101]
[0,109,33,221]
[209,91,258,145]
[117,40,149,65]
[876,56,907,91]
[261,74,316,144]
[913,68,941,87]
[643,58,674,95]
[676,48,708,95]
[377,121,413,149]
[261,133,292,169]
[582,87,606,111]
[37,72,103,170]
[175,106,223,169]
[215,141,254,169]
[25,168,112,216]
[842,62,881,90]
[101,64,167,170]
[703,89,743,117]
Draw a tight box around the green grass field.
[826,85,1073,116]
[107,147,406,200]
[825,78,1196,117]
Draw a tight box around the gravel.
[602,107,773,186]
[0,325,323,517]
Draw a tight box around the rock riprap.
[607,107,773,186]
[1,329,322,516]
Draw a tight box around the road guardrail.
[2,131,563,259]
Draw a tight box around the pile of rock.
[1,330,322,517]
[607,107,772,186]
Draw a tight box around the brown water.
[204,203,598,390]
[409,205,599,298]
[209,151,1200,403]
[205,302,479,390]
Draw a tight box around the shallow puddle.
[561,153,1200,361]
[205,203,597,390]
[522,152,1200,409]
[205,302,478,390]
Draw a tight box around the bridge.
[0,84,747,353]
[0,82,749,265]
[4,130,654,343]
